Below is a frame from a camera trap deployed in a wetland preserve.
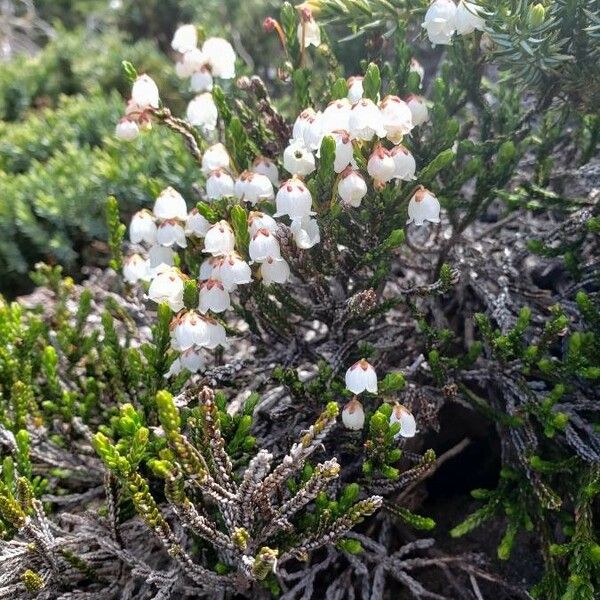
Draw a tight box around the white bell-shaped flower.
[185,209,211,237]
[131,74,160,110]
[275,177,313,219]
[202,37,236,79]
[390,404,417,438]
[234,171,274,205]
[367,144,396,185]
[123,254,151,284]
[406,95,430,127]
[190,67,214,93]
[294,110,324,151]
[215,253,252,290]
[345,359,378,394]
[249,228,281,262]
[130,209,157,245]
[116,118,139,141]
[252,156,279,186]
[153,187,188,221]
[321,99,352,135]
[338,167,367,208]
[205,316,227,348]
[148,245,175,274]
[157,220,187,248]
[380,95,413,144]
[391,145,417,181]
[297,9,321,47]
[147,267,185,312]
[342,399,365,431]
[290,216,320,249]
[171,310,211,351]
[199,278,231,313]
[260,257,290,285]
[283,140,316,176]
[176,48,208,78]
[206,169,235,200]
[422,0,457,46]
[187,93,218,130]
[456,1,485,35]
[199,256,218,280]
[347,76,364,104]
[202,143,230,174]
[410,57,425,86]
[407,186,441,226]
[167,347,206,378]
[349,98,386,141]
[171,24,198,54]
[293,108,317,145]
[248,211,278,237]
[330,130,354,173]
[203,220,235,256]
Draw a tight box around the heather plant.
[0,1,599,599]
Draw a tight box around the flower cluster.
[341,359,417,438]
[422,0,485,46]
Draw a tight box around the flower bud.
[115,118,139,141]
[390,404,417,438]
[528,2,546,27]
[131,74,160,109]
[379,95,413,144]
[283,140,316,176]
[203,220,236,256]
[260,256,291,284]
[367,144,395,185]
[123,254,150,284]
[409,58,425,87]
[422,0,457,46]
[187,93,218,130]
[252,156,279,186]
[349,98,385,141]
[391,145,417,181]
[346,76,364,104]
[406,94,429,127]
[171,24,198,54]
[153,187,188,221]
[198,278,231,313]
[156,220,187,248]
[275,177,313,219]
[297,8,321,48]
[345,359,377,394]
[206,169,235,200]
[407,186,441,226]
[148,267,185,312]
[234,171,275,205]
[456,1,485,35]
[185,209,211,237]
[202,143,230,174]
[338,167,367,208]
[342,399,365,430]
[249,228,281,262]
[130,209,157,245]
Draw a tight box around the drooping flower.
[148,245,175,273]
[406,94,430,127]
[206,169,235,200]
[275,177,313,219]
[290,216,320,249]
[115,118,139,141]
[176,48,207,78]
[123,254,151,284]
[234,171,275,205]
[297,8,321,48]
[338,167,367,208]
[198,278,231,313]
[185,209,211,237]
[204,316,227,348]
[345,359,378,394]
[167,347,205,377]
[214,253,252,291]
[389,404,417,438]
[170,310,211,351]
[422,0,457,46]
[260,256,291,285]
[349,98,386,141]
[342,399,365,431]
[202,143,230,174]
[147,267,185,312]
[190,67,214,93]
[379,95,413,144]
[130,209,157,245]
[407,186,441,226]
[153,187,188,221]
[367,144,396,185]
[171,24,198,54]
[131,74,160,109]
[186,93,218,130]
[249,228,281,262]
[157,220,187,248]
[391,145,417,181]
[201,37,236,78]
[330,130,354,173]
[456,1,485,35]
[199,256,218,280]
[252,156,279,186]
[283,140,316,176]
[346,76,364,104]
[203,220,236,255]
[321,99,352,134]
[248,211,278,237]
